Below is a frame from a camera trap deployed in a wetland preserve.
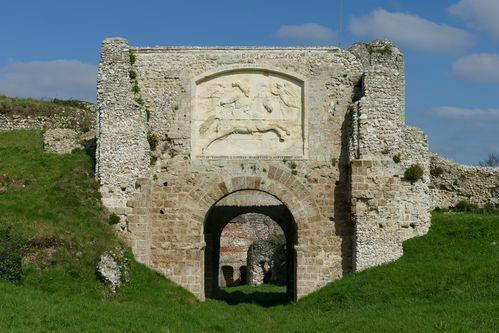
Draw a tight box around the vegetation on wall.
[131,84,140,94]
[108,213,120,225]
[404,164,424,184]
[129,53,136,65]
[0,96,93,132]
[129,70,137,80]
[147,132,159,150]
[129,52,154,135]
[366,44,393,56]
[430,165,444,177]
[0,96,91,116]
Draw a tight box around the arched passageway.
[204,190,297,301]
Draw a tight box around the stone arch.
[192,64,308,87]
[239,265,247,285]
[184,172,322,236]
[178,169,322,300]
[203,188,297,301]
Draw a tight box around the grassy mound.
[0,130,497,332]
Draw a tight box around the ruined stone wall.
[247,239,286,286]
[0,104,95,133]
[97,38,364,299]
[95,39,150,212]
[430,154,499,208]
[219,213,282,287]
[43,128,83,154]
[348,41,432,271]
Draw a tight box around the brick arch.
[179,166,322,300]
[201,189,296,300]
[126,166,325,300]
[183,170,322,236]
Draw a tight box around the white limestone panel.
[192,70,304,158]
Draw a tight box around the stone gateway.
[95,38,497,301]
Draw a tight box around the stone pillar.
[350,160,403,271]
[348,41,431,271]
[96,38,150,213]
[349,40,405,160]
[349,41,406,270]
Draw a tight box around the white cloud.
[275,23,337,43]
[449,0,499,38]
[0,60,97,102]
[434,106,499,120]
[349,9,473,52]
[452,53,499,82]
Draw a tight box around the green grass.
[0,130,498,332]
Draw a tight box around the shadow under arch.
[203,189,297,302]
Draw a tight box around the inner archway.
[203,189,297,302]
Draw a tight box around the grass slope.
[0,130,498,332]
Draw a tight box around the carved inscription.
[193,70,304,157]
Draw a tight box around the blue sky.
[0,0,497,165]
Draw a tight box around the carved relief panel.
[192,69,305,158]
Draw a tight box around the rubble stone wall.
[0,106,95,133]
[43,128,82,154]
[430,154,499,208]
[247,239,286,286]
[348,41,432,271]
[219,213,282,287]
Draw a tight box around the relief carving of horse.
[199,115,290,152]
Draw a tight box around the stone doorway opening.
[203,190,297,302]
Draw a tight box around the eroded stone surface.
[247,239,286,286]
[219,213,283,287]
[0,103,95,133]
[430,154,499,208]
[96,247,129,292]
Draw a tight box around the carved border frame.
[189,64,309,160]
